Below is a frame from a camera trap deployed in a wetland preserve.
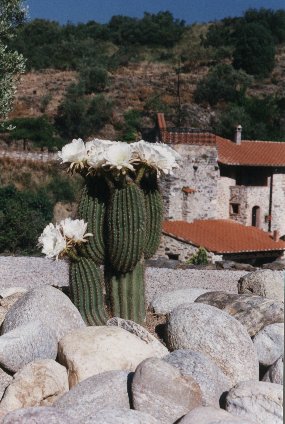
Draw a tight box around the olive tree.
[0,0,26,120]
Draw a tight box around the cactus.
[70,257,109,325]
[107,183,146,273]
[105,261,145,323]
[77,176,107,264]
[141,172,163,259]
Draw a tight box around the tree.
[0,0,26,120]
[194,64,252,106]
[233,22,275,77]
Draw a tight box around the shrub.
[0,185,53,254]
[187,247,209,265]
[79,66,108,94]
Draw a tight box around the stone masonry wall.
[271,172,285,236]
[217,176,236,219]
[161,144,219,221]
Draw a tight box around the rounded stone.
[132,357,202,424]
[237,270,284,302]
[0,320,58,373]
[85,407,159,424]
[179,405,255,423]
[253,323,284,366]
[163,349,231,407]
[150,288,212,314]
[226,380,283,424]
[2,407,75,424]
[262,356,283,385]
[167,303,259,386]
[1,286,85,341]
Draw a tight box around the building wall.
[161,144,219,221]
[217,176,236,219]
[271,172,285,236]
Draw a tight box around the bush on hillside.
[79,66,108,94]
[194,64,252,106]
[0,185,53,254]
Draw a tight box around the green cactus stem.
[70,257,109,325]
[141,172,163,259]
[77,176,107,265]
[106,261,145,323]
[107,183,146,273]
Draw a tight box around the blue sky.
[25,0,285,25]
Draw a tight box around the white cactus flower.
[38,223,67,259]
[58,139,87,165]
[60,218,92,242]
[131,140,180,176]
[103,142,135,171]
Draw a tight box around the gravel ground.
[0,257,248,304]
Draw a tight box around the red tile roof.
[162,219,285,254]
[216,137,285,167]
[160,130,216,145]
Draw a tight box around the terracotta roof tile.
[161,130,216,145]
[216,138,285,167]
[162,219,285,254]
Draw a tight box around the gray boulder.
[167,303,259,386]
[263,356,283,384]
[54,370,131,423]
[1,286,85,340]
[132,357,202,424]
[85,407,159,424]
[0,321,57,373]
[151,288,212,314]
[0,367,13,399]
[164,349,231,407]
[195,291,284,336]
[237,270,284,302]
[253,323,284,366]
[178,406,256,423]
[2,407,75,424]
[226,380,283,424]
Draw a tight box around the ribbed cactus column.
[106,182,146,323]
[71,175,109,325]
[70,257,109,325]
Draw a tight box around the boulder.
[0,359,68,412]
[0,320,58,373]
[150,288,212,314]
[237,270,284,302]
[0,293,25,326]
[0,288,27,298]
[132,357,202,424]
[0,368,13,400]
[107,317,168,357]
[163,349,231,407]
[253,323,284,366]
[1,286,85,341]
[262,356,283,385]
[54,370,131,423]
[58,326,167,387]
[178,406,256,423]
[195,291,283,336]
[2,407,75,424]
[84,407,159,424]
[226,380,283,424]
[167,303,259,386]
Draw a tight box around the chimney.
[273,230,280,242]
[234,125,242,145]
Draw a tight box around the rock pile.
[0,269,283,423]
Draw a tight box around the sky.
[25,0,285,25]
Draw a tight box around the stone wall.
[217,176,236,219]
[161,144,219,221]
[271,172,285,236]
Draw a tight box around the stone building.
[151,113,285,262]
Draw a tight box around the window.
[230,203,240,214]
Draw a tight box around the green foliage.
[122,109,143,142]
[233,22,275,77]
[55,82,113,139]
[0,0,26,120]
[6,116,64,150]
[0,185,53,254]
[79,66,108,94]
[243,8,285,43]
[187,247,208,265]
[194,64,252,106]
[214,95,285,141]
